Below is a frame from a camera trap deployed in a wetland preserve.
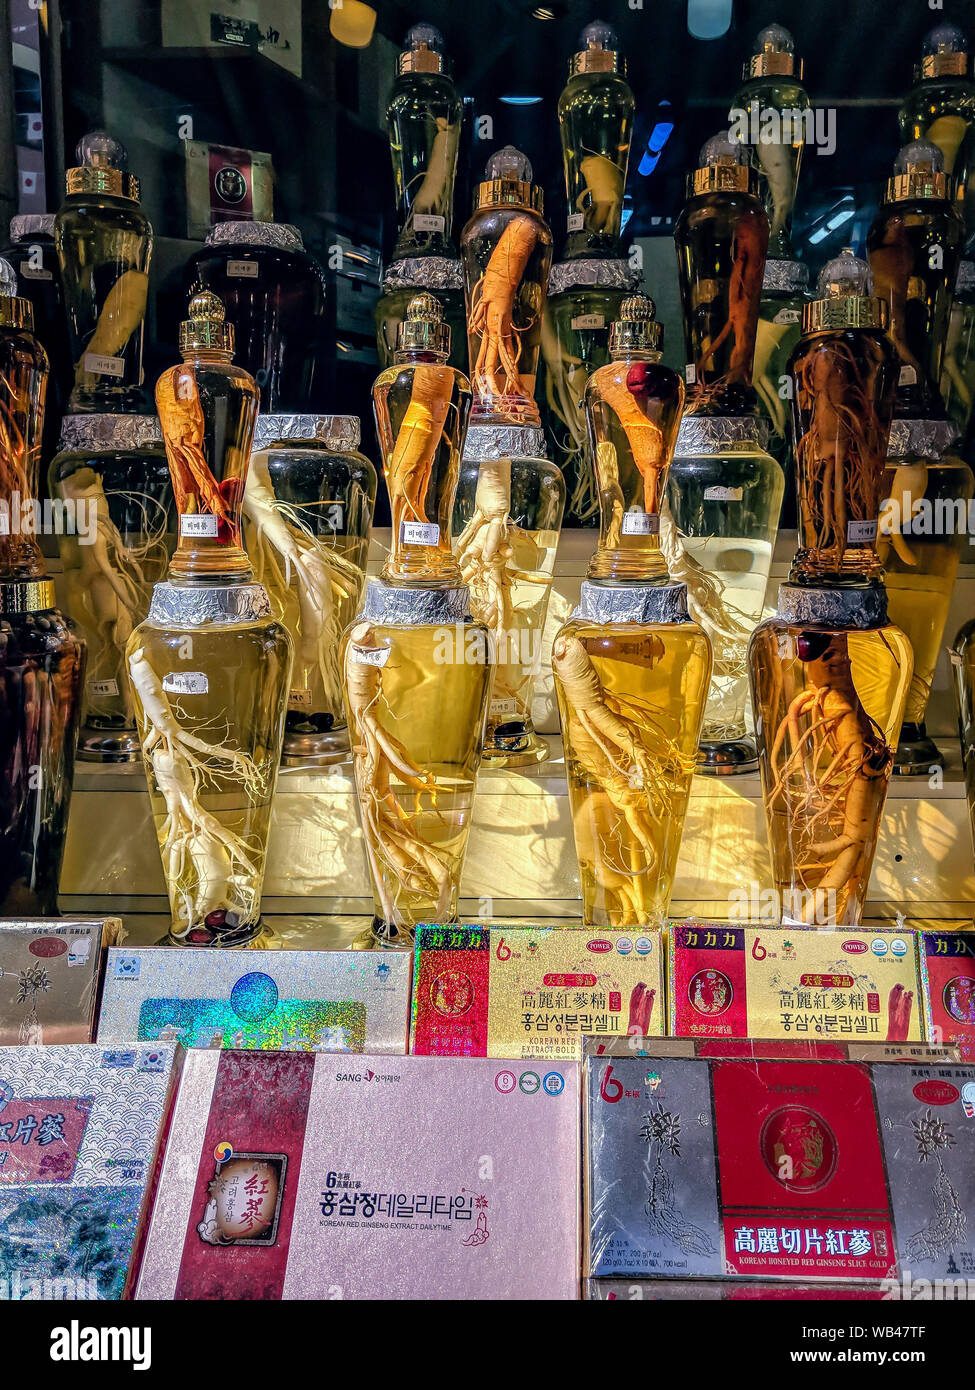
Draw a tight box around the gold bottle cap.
[396,292,450,355]
[609,293,663,354]
[473,146,544,213]
[801,248,888,334]
[688,131,759,197]
[398,22,448,75]
[884,140,953,202]
[917,21,969,79]
[65,132,141,202]
[743,23,802,80]
[0,257,33,330]
[569,20,625,76]
[179,290,234,354]
[0,578,56,614]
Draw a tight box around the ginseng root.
[155,371,237,539]
[689,210,766,409]
[597,372,667,514]
[468,213,539,401]
[345,625,453,925]
[244,454,363,710]
[765,636,893,923]
[408,117,454,224]
[578,153,624,233]
[878,461,927,568]
[73,269,149,389]
[384,363,454,550]
[540,311,595,521]
[554,633,694,925]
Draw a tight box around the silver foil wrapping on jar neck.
[548,259,643,296]
[147,581,272,627]
[253,413,361,452]
[574,580,691,624]
[381,257,463,292]
[675,414,771,455]
[955,259,975,294]
[360,580,471,625]
[56,413,163,453]
[463,424,548,461]
[10,213,56,241]
[205,221,303,254]
[776,583,888,629]
[887,417,957,460]
[762,257,810,295]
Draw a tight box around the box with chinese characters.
[0,1044,181,1300]
[585,1280,888,1300]
[0,918,123,1045]
[668,924,923,1044]
[584,1052,975,1286]
[134,1051,581,1300]
[410,925,664,1060]
[919,932,975,1062]
[97,948,411,1054]
[585,1037,959,1064]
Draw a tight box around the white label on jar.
[413,214,445,233]
[704,485,743,502]
[898,364,918,385]
[83,352,125,378]
[349,644,390,668]
[227,260,259,278]
[567,212,584,232]
[571,313,606,331]
[621,509,660,536]
[89,678,120,697]
[162,671,208,695]
[685,364,696,384]
[288,688,313,709]
[847,519,878,544]
[772,307,801,325]
[180,513,220,538]
[21,265,52,281]
[490,697,518,717]
[401,520,441,546]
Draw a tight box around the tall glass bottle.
[879,417,973,773]
[244,413,377,764]
[941,258,975,456]
[49,415,174,761]
[787,250,898,586]
[557,20,634,262]
[186,223,327,414]
[126,292,291,947]
[899,23,975,241]
[453,423,563,764]
[753,258,807,478]
[460,147,553,425]
[674,131,770,417]
[554,297,710,927]
[349,291,489,946]
[54,133,152,413]
[867,141,964,419]
[0,259,85,914]
[731,24,809,264]
[385,23,462,263]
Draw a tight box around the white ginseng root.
[129,647,268,937]
[345,625,453,924]
[244,454,363,710]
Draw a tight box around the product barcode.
[180,513,220,538]
[89,678,120,697]
[703,485,743,502]
[571,314,606,331]
[621,510,660,536]
[288,689,313,709]
[401,521,441,546]
[162,672,208,695]
[847,519,878,544]
[566,213,584,232]
[83,352,125,378]
[349,644,390,668]
[412,214,445,233]
[227,260,259,278]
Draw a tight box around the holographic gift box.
[919,932,975,1062]
[0,918,123,1044]
[585,1053,975,1287]
[411,925,664,1060]
[96,948,410,1054]
[0,1043,180,1301]
[669,923,923,1044]
[135,1051,581,1300]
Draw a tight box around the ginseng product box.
[919,931,975,1062]
[0,918,122,1044]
